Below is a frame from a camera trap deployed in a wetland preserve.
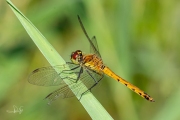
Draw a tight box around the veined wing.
[90,36,101,58]
[28,63,79,86]
[28,62,104,104]
[77,15,101,58]
[45,66,104,104]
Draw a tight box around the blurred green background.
[1,0,180,120]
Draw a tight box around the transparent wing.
[28,63,79,86]
[77,15,101,58]
[90,36,101,58]
[44,85,75,104]
[28,62,104,104]
[44,66,104,104]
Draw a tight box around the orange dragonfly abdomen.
[102,67,155,102]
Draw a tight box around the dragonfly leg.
[78,74,104,100]
[78,81,99,100]
[86,69,98,83]
[60,65,81,83]
[75,67,83,83]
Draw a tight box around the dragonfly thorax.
[71,50,83,64]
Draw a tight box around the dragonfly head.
[71,50,83,64]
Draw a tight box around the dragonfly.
[28,15,155,104]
